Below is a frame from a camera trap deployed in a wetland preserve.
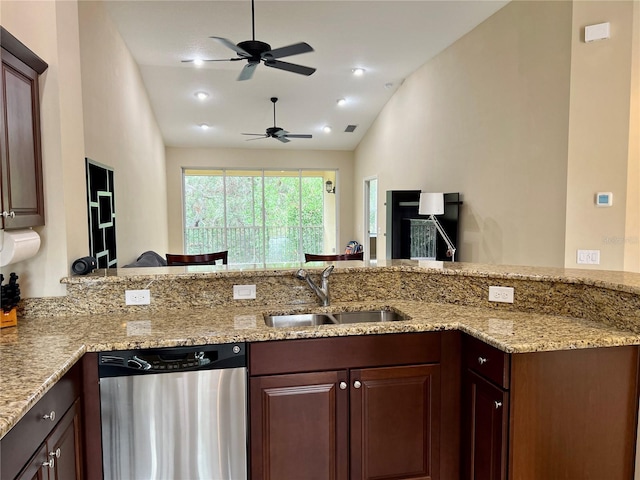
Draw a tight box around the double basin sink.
[264,309,407,328]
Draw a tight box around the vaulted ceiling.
[105,0,509,150]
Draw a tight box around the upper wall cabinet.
[0,27,48,230]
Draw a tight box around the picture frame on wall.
[85,158,117,268]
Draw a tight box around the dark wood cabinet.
[16,400,82,480]
[461,370,508,480]
[250,370,349,480]
[461,334,639,480]
[1,363,82,480]
[0,27,47,229]
[350,364,440,480]
[461,335,509,480]
[249,333,445,480]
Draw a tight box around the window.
[183,168,337,265]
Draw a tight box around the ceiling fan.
[243,97,312,143]
[182,0,316,81]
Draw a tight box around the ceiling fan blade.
[181,58,244,63]
[210,37,251,57]
[238,62,258,81]
[273,130,289,137]
[276,136,291,143]
[283,134,312,139]
[263,42,314,60]
[264,60,316,76]
[242,133,267,136]
[245,136,269,141]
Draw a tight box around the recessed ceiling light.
[199,123,210,130]
[193,59,204,67]
[323,125,332,133]
[337,98,347,106]
[195,91,209,100]
[352,68,365,76]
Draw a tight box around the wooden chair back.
[304,252,364,262]
[166,251,229,266]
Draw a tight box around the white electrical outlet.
[577,250,600,265]
[489,286,514,303]
[233,285,256,300]
[125,289,151,305]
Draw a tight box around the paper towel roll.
[0,229,41,267]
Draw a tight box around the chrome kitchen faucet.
[295,265,334,307]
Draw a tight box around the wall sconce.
[419,192,456,261]
[325,180,336,194]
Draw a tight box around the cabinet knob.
[339,381,347,390]
[49,448,61,458]
[1,211,15,219]
[42,411,56,422]
[42,458,55,469]
[477,357,488,365]
[353,380,362,389]
[495,401,503,409]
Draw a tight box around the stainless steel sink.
[332,310,405,324]
[264,309,407,327]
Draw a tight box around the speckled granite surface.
[3,261,640,440]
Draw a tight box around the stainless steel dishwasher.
[98,343,247,480]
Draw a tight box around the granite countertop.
[62,259,640,295]
[2,299,640,440]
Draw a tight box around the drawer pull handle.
[495,401,503,409]
[477,357,488,365]
[42,458,55,469]
[353,380,362,389]
[42,411,56,422]
[339,381,347,390]
[49,448,61,458]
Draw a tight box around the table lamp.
[418,192,456,261]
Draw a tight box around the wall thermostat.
[595,192,613,207]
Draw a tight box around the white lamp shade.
[419,192,445,215]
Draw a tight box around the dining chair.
[165,251,229,265]
[304,252,364,262]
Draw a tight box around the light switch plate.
[233,284,256,300]
[577,250,600,265]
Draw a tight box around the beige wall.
[625,1,640,273]
[1,1,87,297]
[165,147,354,254]
[355,1,572,267]
[78,1,169,267]
[565,0,638,270]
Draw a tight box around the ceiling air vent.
[344,124,358,133]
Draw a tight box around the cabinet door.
[461,370,508,480]
[47,400,82,480]
[350,364,441,480]
[0,48,45,229]
[250,370,349,480]
[15,443,49,480]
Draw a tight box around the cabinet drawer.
[463,335,510,389]
[250,332,441,376]
[0,362,81,479]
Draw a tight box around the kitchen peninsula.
[2,261,640,479]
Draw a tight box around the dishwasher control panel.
[98,343,246,377]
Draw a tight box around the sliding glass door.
[183,169,336,265]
